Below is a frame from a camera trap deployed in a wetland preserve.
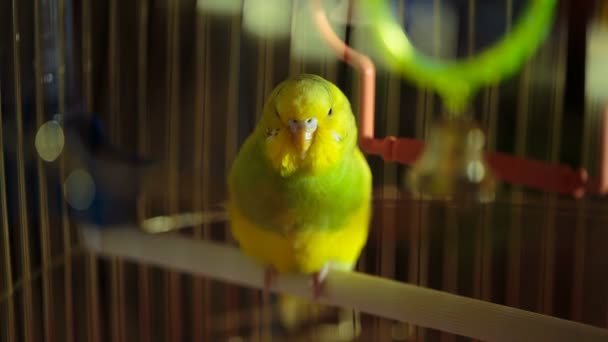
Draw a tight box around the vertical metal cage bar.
[571,201,587,323]
[136,0,151,341]
[467,0,476,56]
[109,260,121,342]
[571,90,608,325]
[572,100,594,322]
[33,0,55,340]
[11,0,35,340]
[193,12,213,341]
[0,82,17,342]
[251,15,266,342]
[261,29,275,342]
[288,0,302,76]
[477,92,500,305]
[441,205,458,342]
[106,1,124,341]
[476,0,500,307]
[81,1,101,338]
[56,0,75,340]
[413,1,442,339]
[407,86,425,341]
[224,11,242,211]
[108,0,120,141]
[541,20,567,316]
[82,0,93,109]
[255,38,266,122]
[322,23,337,84]
[319,0,336,83]
[255,37,273,122]
[192,8,210,342]
[166,0,182,339]
[378,13,403,337]
[85,255,100,342]
[442,5,469,341]
[507,0,527,309]
[412,89,435,342]
[223,17,243,338]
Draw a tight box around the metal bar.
[260,30,275,342]
[507,0,528,306]
[571,102,595,322]
[427,6,441,331]
[255,37,268,121]
[252,16,268,342]
[136,0,151,341]
[414,88,435,342]
[477,85,499,303]
[406,89,427,341]
[192,8,207,342]
[34,0,54,340]
[106,1,124,341]
[11,0,35,340]
[288,0,302,76]
[473,0,497,308]
[441,206,458,342]
[85,254,100,342]
[0,69,17,342]
[599,105,608,193]
[108,0,120,141]
[378,31,403,342]
[166,0,182,339]
[110,258,121,342]
[224,9,243,340]
[542,20,567,316]
[193,9,213,341]
[56,0,75,340]
[81,1,100,340]
[82,0,93,110]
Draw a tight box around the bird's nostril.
[306,118,312,124]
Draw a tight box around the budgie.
[228,74,372,329]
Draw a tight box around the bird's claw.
[311,264,331,300]
[263,266,278,299]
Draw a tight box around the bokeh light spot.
[196,0,242,15]
[243,0,291,38]
[35,120,65,162]
[64,169,96,211]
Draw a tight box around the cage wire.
[1,0,608,341]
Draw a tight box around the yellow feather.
[229,196,370,274]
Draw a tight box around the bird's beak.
[289,118,318,157]
[293,128,314,156]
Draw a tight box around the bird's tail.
[277,294,334,331]
[277,294,362,340]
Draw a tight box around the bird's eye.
[328,108,333,117]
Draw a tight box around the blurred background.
[1,0,608,341]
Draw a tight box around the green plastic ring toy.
[364,0,557,112]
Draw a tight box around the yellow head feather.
[256,74,357,176]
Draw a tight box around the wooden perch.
[81,224,608,342]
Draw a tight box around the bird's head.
[256,74,357,176]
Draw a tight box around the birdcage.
[2,0,608,341]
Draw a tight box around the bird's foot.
[310,263,331,300]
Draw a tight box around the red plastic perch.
[310,0,607,198]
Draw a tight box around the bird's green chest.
[230,141,370,233]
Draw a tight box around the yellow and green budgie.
[228,74,372,329]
